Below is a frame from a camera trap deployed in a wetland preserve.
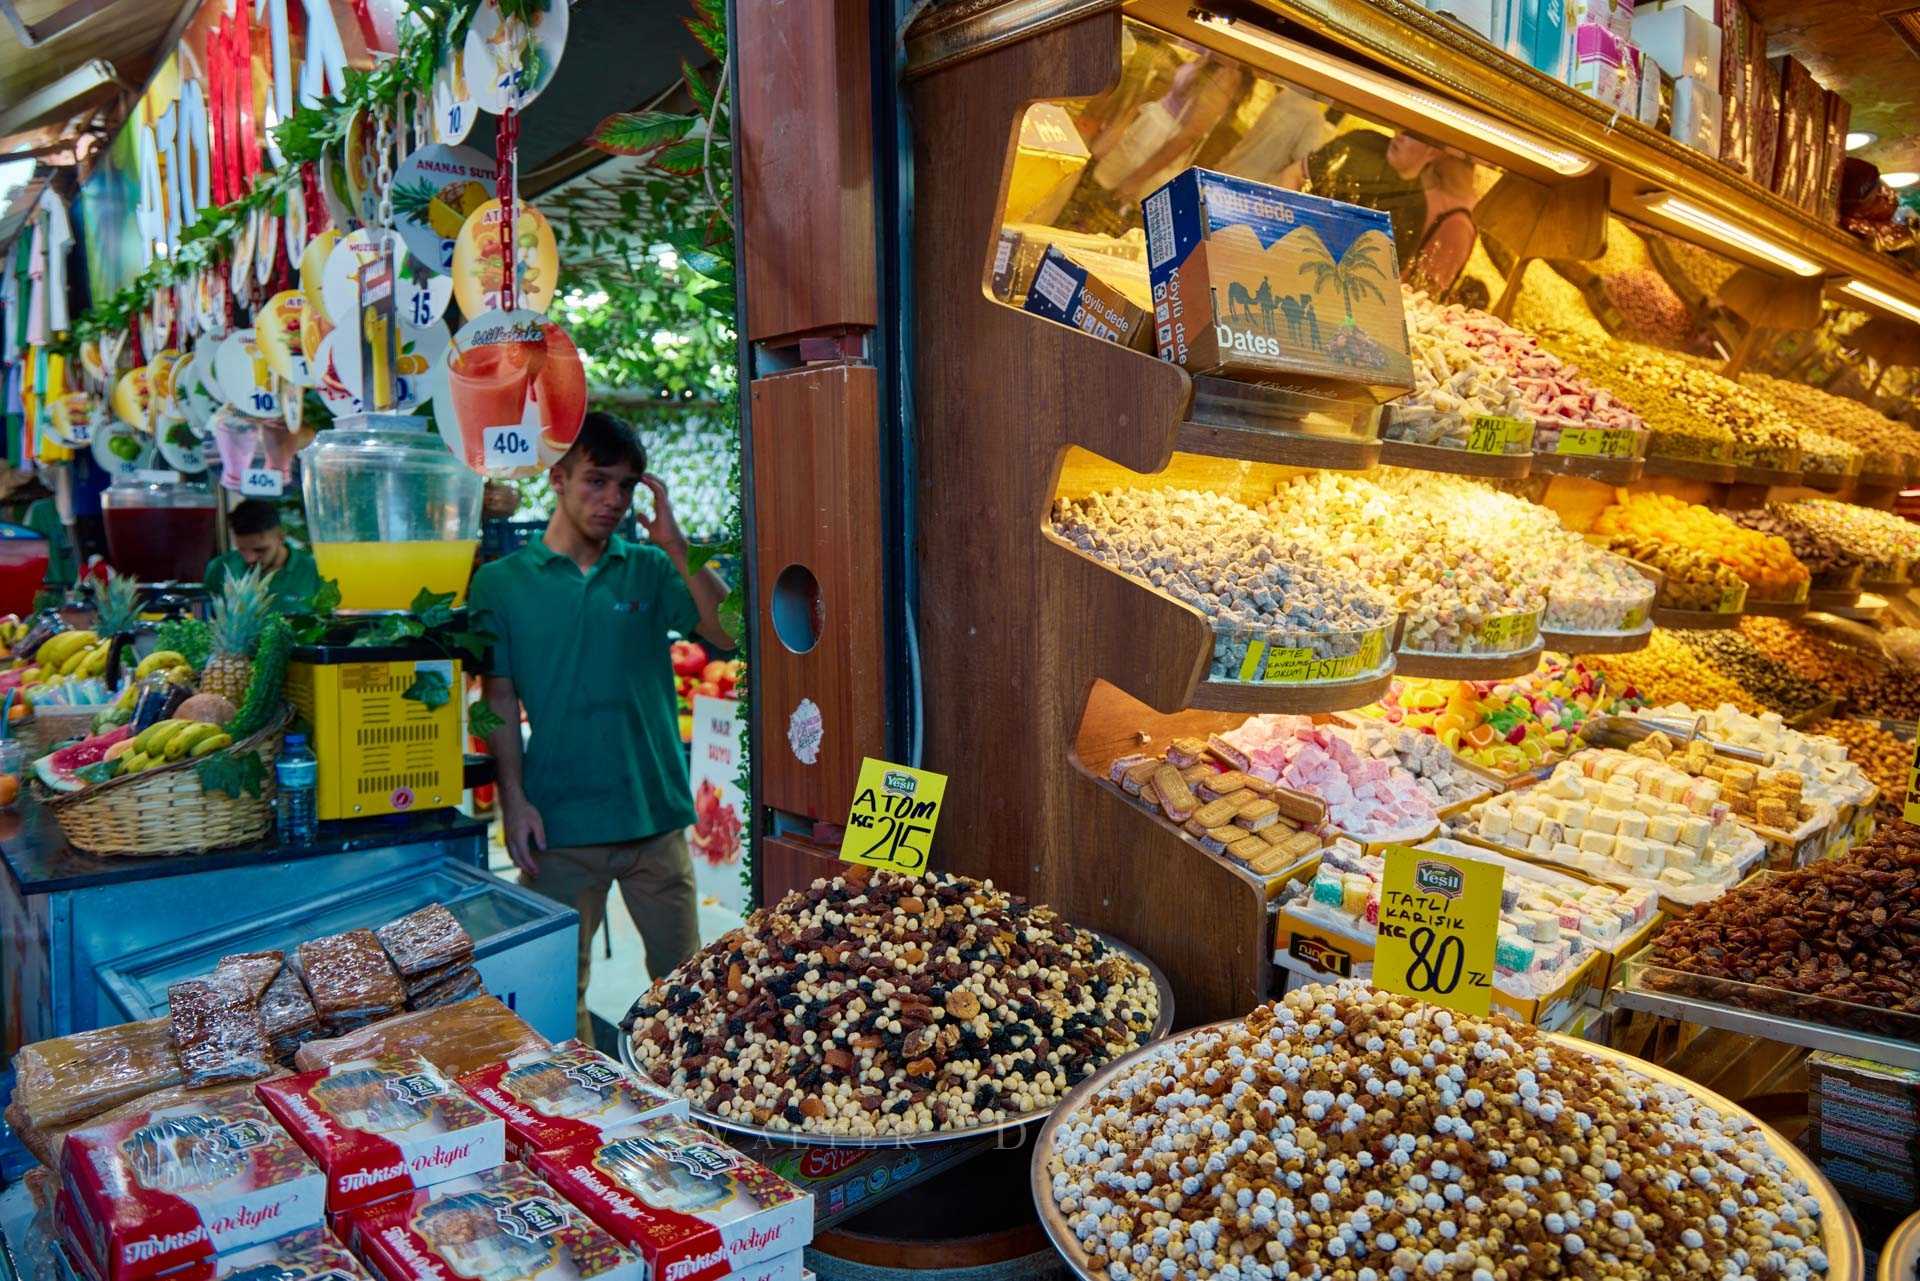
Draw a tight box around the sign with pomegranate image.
[432,309,586,478]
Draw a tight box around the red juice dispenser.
[100,472,219,586]
[0,524,49,616]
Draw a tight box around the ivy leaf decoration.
[198,750,267,799]
[468,699,506,739]
[404,669,452,710]
[350,614,427,647]
[410,586,458,629]
[588,111,693,157]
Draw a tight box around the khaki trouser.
[519,830,701,1042]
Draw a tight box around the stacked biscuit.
[1110,734,1324,875]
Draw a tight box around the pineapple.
[91,571,141,639]
[201,567,276,703]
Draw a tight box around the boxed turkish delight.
[256,1055,505,1212]
[349,1163,640,1280]
[527,1116,812,1281]
[1143,168,1413,402]
[56,1084,324,1281]
[458,1040,686,1156]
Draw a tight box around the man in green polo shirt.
[205,500,320,606]
[469,412,732,1040]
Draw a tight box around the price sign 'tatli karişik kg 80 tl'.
[841,758,949,876]
[1372,845,1505,1018]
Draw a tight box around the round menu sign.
[432,309,586,479]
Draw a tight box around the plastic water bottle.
[275,733,318,845]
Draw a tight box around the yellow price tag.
[1465,415,1532,456]
[1904,738,1920,826]
[842,758,948,875]
[1238,630,1389,684]
[1621,603,1649,630]
[1372,845,1504,1018]
[1555,426,1636,459]
[1716,584,1745,613]
[1478,612,1537,651]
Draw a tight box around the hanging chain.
[375,102,396,233]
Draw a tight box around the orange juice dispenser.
[299,414,483,613]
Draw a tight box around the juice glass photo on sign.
[357,253,400,412]
[258,290,314,387]
[464,0,568,113]
[310,332,365,418]
[215,330,281,420]
[434,310,586,479]
[211,408,264,481]
[432,39,478,143]
[452,200,558,316]
[392,144,496,275]
[334,319,450,415]
[112,367,151,431]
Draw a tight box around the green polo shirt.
[205,545,321,607]
[468,534,698,847]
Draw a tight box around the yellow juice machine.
[285,640,466,819]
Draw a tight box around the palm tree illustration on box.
[1298,233,1391,367]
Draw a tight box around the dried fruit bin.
[617,932,1176,1150]
[1613,942,1920,1072]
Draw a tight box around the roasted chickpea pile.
[1046,984,1829,1281]
[628,868,1159,1136]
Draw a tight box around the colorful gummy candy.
[1353,657,1629,775]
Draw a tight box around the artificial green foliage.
[197,750,267,799]
[227,615,293,740]
[156,618,213,672]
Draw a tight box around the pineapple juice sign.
[841,758,948,875]
[1372,845,1504,1018]
[392,145,499,274]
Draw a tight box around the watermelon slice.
[31,725,135,793]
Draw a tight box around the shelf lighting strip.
[1638,193,1824,277]
[1838,278,1920,326]
[1190,12,1594,178]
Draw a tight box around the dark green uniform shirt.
[205,545,321,608]
[468,534,698,847]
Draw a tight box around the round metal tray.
[1528,451,1644,483]
[1394,639,1544,680]
[1539,622,1653,654]
[621,932,1176,1150]
[1377,437,1533,479]
[1880,1209,1920,1281]
[1029,1016,1863,1281]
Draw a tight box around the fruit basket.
[39,706,292,856]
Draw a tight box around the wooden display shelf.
[1650,605,1743,630]
[1529,452,1644,484]
[1828,593,1890,622]
[1743,597,1809,619]
[1174,418,1380,471]
[1539,625,1653,655]
[1643,454,1738,484]
[1806,587,1864,611]
[1187,667,1396,714]
[1856,471,1907,491]
[1393,642,1544,680]
[1800,471,1853,495]
[1733,464,1804,488]
[1376,437,1532,478]
[1862,578,1914,594]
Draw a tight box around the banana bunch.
[0,617,28,654]
[134,650,192,682]
[111,718,234,776]
[28,630,105,683]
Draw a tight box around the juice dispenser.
[0,524,49,616]
[100,472,219,585]
[300,414,483,612]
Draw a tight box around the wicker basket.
[41,708,292,856]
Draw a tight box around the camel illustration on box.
[1144,167,1413,401]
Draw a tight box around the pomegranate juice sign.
[688,694,747,916]
[255,1055,505,1212]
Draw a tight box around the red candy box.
[56,1086,324,1281]
[458,1040,686,1156]
[255,1055,505,1212]
[348,1163,641,1280]
[527,1117,812,1281]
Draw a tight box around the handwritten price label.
[482,425,537,469]
[1716,583,1746,613]
[1477,612,1538,652]
[240,468,284,497]
[1237,629,1388,685]
[1465,415,1532,456]
[1372,845,1503,1018]
[842,758,948,875]
[1555,426,1637,459]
